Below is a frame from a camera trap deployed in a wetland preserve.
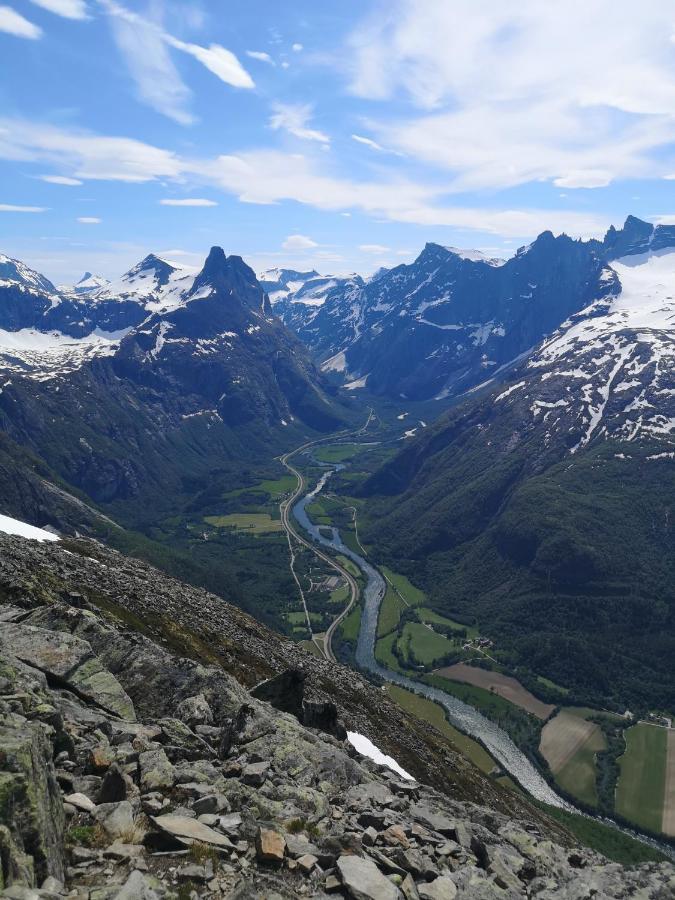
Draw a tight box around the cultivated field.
[616,723,668,834]
[540,711,602,773]
[436,663,556,720]
[204,513,282,533]
[663,730,675,838]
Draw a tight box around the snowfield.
[0,514,59,542]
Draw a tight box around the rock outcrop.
[0,533,673,899]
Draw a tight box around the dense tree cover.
[360,396,675,714]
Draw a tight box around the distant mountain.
[360,216,675,713]
[280,219,675,403]
[69,271,110,295]
[0,247,344,532]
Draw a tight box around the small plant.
[118,815,147,845]
[66,824,108,848]
[188,841,220,869]
[286,817,320,838]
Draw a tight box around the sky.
[2,0,675,284]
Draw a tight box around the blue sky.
[2,0,675,283]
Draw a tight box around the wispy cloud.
[29,0,87,19]
[0,203,47,212]
[77,216,101,223]
[359,243,391,253]
[282,234,318,250]
[347,0,675,191]
[246,50,275,65]
[352,134,385,152]
[0,117,615,240]
[160,198,217,207]
[97,0,253,123]
[269,103,330,145]
[39,175,83,185]
[0,6,42,38]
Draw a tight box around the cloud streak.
[0,117,614,240]
[29,0,87,19]
[269,104,330,145]
[348,0,675,191]
[0,6,41,38]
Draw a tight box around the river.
[292,455,675,861]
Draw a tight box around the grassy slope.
[616,724,668,833]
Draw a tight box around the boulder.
[337,855,401,900]
[138,750,174,793]
[175,695,213,729]
[149,816,233,849]
[63,793,95,814]
[417,878,457,900]
[93,802,134,839]
[98,764,127,804]
[255,828,285,864]
[0,720,65,886]
[1,624,135,721]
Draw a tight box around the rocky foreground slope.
[0,533,673,899]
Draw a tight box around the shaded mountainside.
[281,215,675,405]
[0,247,345,528]
[1,530,673,899]
[360,230,675,713]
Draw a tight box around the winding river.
[292,455,675,861]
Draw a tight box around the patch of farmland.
[616,723,668,834]
[663,730,675,838]
[539,711,602,773]
[436,663,556,720]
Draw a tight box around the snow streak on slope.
[0,513,59,542]
[0,328,130,381]
[499,249,675,450]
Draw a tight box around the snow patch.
[347,731,413,780]
[0,513,59,543]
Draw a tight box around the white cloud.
[246,50,274,65]
[39,175,83,185]
[77,216,101,223]
[0,119,183,182]
[352,134,385,152]
[347,0,675,191]
[282,234,318,250]
[292,42,303,52]
[0,203,46,212]
[359,243,391,253]
[98,0,253,124]
[0,117,614,241]
[0,6,41,38]
[29,0,87,19]
[269,103,330,145]
[160,198,217,206]
[165,37,254,89]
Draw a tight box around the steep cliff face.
[0,532,673,899]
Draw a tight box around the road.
[279,410,373,662]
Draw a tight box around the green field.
[400,622,455,666]
[221,474,296,500]
[386,684,497,775]
[339,603,362,642]
[375,632,403,671]
[537,675,570,696]
[330,583,350,605]
[314,443,364,463]
[417,607,478,637]
[336,555,361,578]
[377,587,405,637]
[616,724,668,833]
[381,566,426,605]
[555,725,606,807]
[306,501,331,525]
[204,513,282,533]
[287,610,322,626]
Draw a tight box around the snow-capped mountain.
[0,254,58,296]
[0,247,343,520]
[283,235,607,400]
[68,272,110,295]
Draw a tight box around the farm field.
[377,587,406,637]
[418,608,478,637]
[400,622,455,666]
[313,443,364,463]
[204,513,282,533]
[616,723,668,834]
[539,710,605,807]
[336,555,361,578]
[663,730,675,837]
[386,684,498,776]
[435,663,556,720]
[381,566,427,605]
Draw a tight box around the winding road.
[279,410,373,661]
